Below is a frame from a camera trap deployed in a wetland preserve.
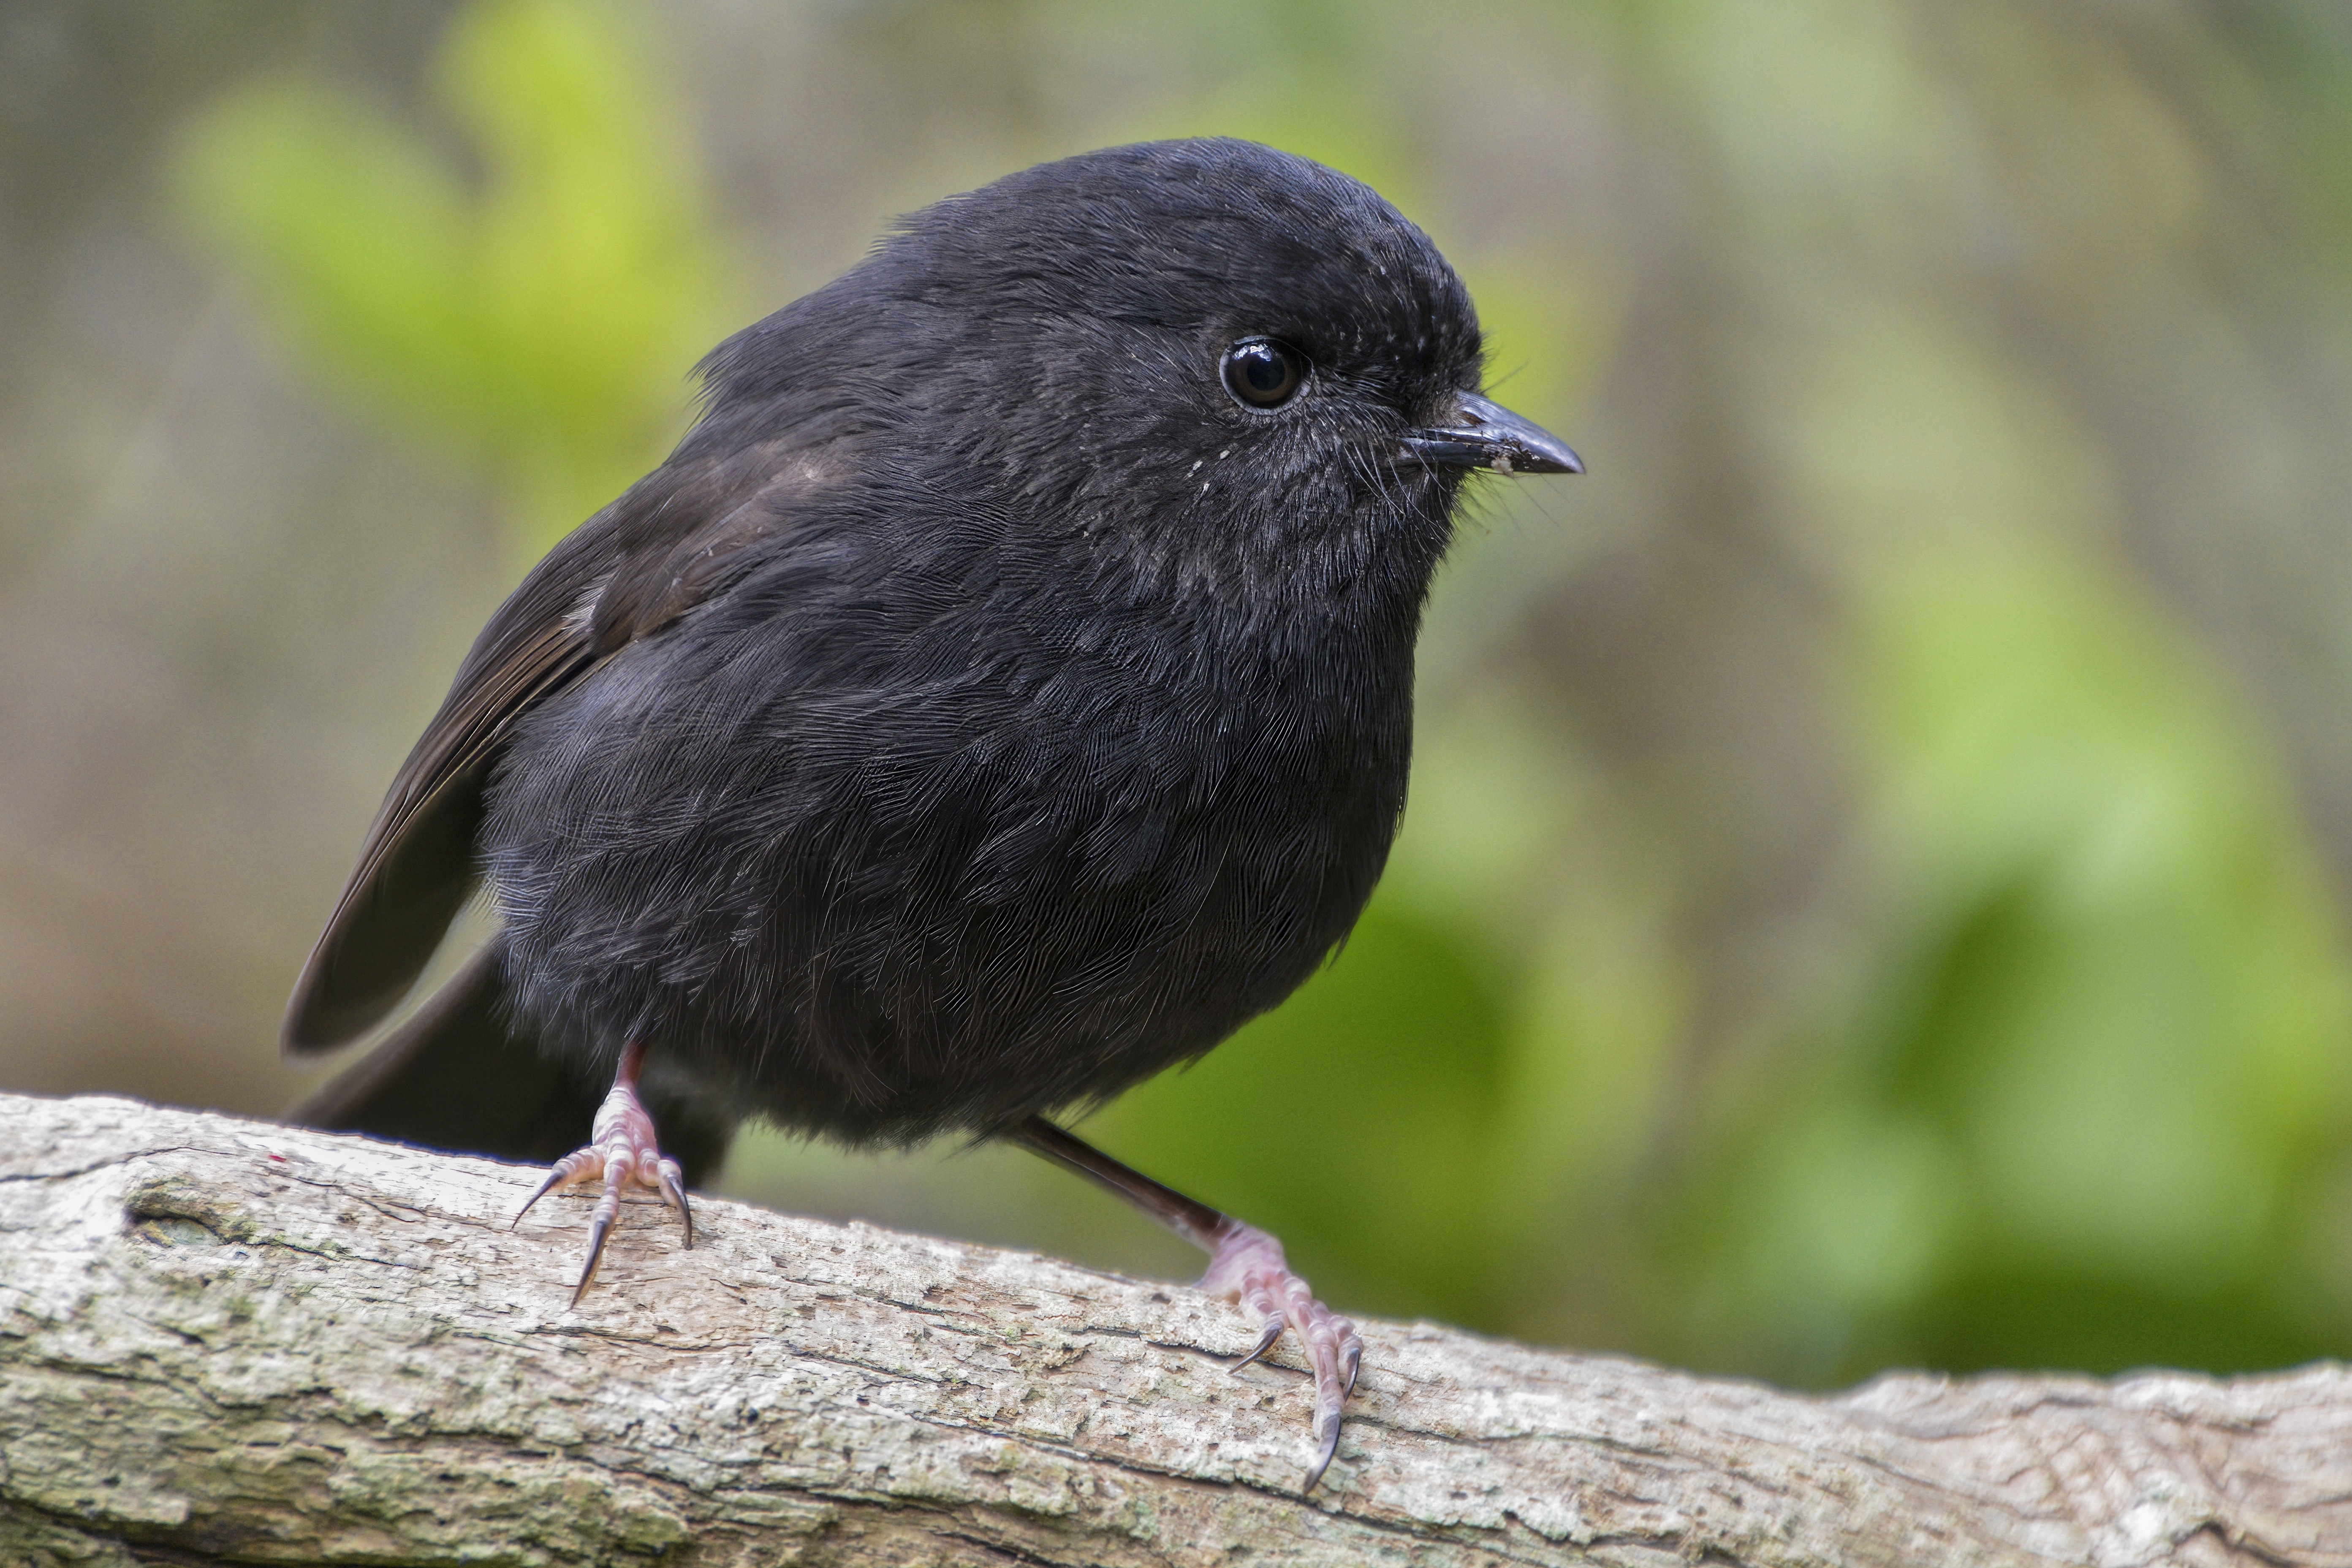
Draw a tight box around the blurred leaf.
[174,0,736,555]
[1651,547,2352,1382]
[1863,557,2352,1272]
[177,84,486,439]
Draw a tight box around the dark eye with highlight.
[1220,337,1308,409]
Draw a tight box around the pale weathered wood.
[2,1091,2348,1566]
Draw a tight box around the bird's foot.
[1200,1220,1362,1489]
[512,1041,692,1303]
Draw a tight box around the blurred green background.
[8,0,2352,1391]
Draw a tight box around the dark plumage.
[286,138,1579,1489]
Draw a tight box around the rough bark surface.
[3,1093,2349,1567]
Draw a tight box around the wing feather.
[282,439,834,1055]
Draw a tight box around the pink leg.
[512,1041,692,1303]
[1010,1116,1364,1490]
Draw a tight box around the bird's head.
[698,138,1578,612]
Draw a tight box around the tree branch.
[3,1092,2348,1566]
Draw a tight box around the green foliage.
[1654,552,2352,1381]
[174,0,736,558]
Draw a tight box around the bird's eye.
[1220,338,1308,409]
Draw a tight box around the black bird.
[286,137,1580,1489]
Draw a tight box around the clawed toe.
[1307,1401,1344,1492]
[1233,1313,1286,1370]
[1003,1119,1365,1493]
[655,1159,694,1249]
[509,1042,693,1301]
[1201,1219,1363,1491]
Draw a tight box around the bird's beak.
[1404,392,1583,476]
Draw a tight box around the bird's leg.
[512,1040,693,1303]
[1009,1115,1362,1490]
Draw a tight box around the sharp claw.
[657,1159,694,1250]
[513,1167,566,1229]
[1344,1340,1362,1397]
[520,1043,695,1301]
[1303,1407,1342,1492]
[571,1211,616,1307]
[1231,1315,1285,1372]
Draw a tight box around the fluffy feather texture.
[290,138,1490,1162]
